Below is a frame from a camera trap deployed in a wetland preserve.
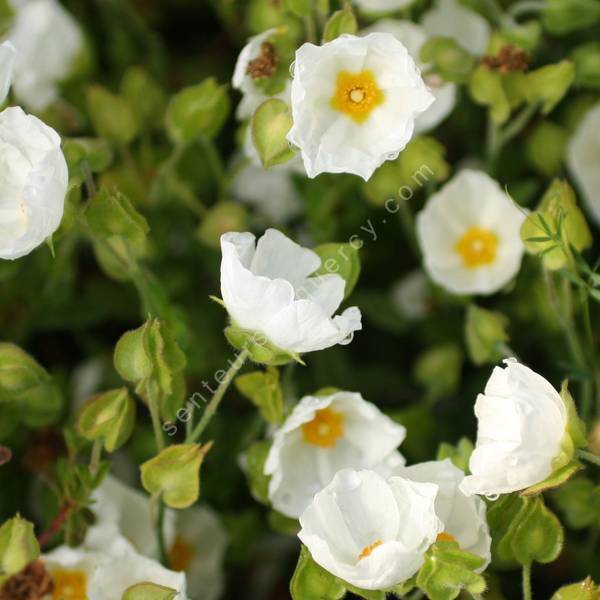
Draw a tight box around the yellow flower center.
[331,70,384,123]
[455,227,498,268]
[51,569,87,600]
[358,540,383,561]
[436,532,456,543]
[301,408,344,448]
[169,535,196,572]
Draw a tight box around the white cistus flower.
[422,0,491,56]
[361,20,456,134]
[0,41,16,104]
[353,0,416,14]
[460,359,569,497]
[265,390,406,518]
[395,459,491,568]
[567,103,600,226]
[287,33,434,181]
[5,0,85,111]
[220,228,362,355]
[0,106,68,260]
[299,469,441,590]
[416,169,526,295]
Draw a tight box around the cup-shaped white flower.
[0,41,16,104]
[416,169,526,295]
[567,103,600,226]
[220,229,362,356]
[0,106,68,260]
[460,359,569,497]
[395,459,491,568]
[299,469,441,590]
[265,390,406,517]
[354,0,416,13]
[287,33,434,181]
[361,20,456,134]
[6,0,85,110]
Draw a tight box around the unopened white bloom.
[395,459,491,568]
[287,33,434,180]
[422,0,491,56]
[460,359,569,497]
[6,0,85,110]
[353,0,416,13]
[299,469,441,590]
[416,169,525,295]
[361,20,456,133]
[220,229,362,354]
[265,390,406,517]
[567,103,600,226]
[0,106,68,260]
[0,41,15,104]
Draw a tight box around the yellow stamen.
[331,70,384,123]
[358,540,383,561]
[436,532,456,543]
[301,408,344,448]
[169,535,196,572]
[455,227,498,269]
[51,569,87,600]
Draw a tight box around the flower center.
[436,532,456,543]
[358,540,383,561]
[301,408,344,448]
[51,569,87,600]
[169,535,196,572]
[455,227,498,268]
[331,70,384,124]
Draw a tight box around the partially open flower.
[265,390,406,518]
[299,469,441,590]
[0,106,68,260]
[416,169,526,295]
[287,33,434,180]
[0,41,15,105]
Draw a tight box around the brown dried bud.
[0,560,53,600]
[481,44,531,74]
[246,42,278,80]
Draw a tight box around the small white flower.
[220,228,362,354]
[460,359,569,497]
[299,469,441,590]
[416,169,526,295]
[265,390,406,518]
[422,0,491,56]
[391,270,431,320]
[6,0,85,110]
[394,459,491,568]
[287,33,434,181]
[0,41,16,104]
[0,106,68,260]
[353,0,416,13]
[361,19,456,134]
[567,103,600,226]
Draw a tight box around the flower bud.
[78,388,136,453]
[542,0,600,35]
[525,121,569,177]
[251,99,295,169]
[551,577,599,599]
[0,516,39,576]
[122,582,177,600]
[465,305,510,366]
[120,67,167,131]
[420,37,477,84]
[235,368,284,424]
[526,61,575,115]
[87,85,140,144]
[414,344,463,402]
[572,42,600,89]
[322,8,357,42]
[197,202,249,249]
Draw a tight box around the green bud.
[251,99,296,169]
[572,42,600,89]
[290,546,345,600]
[313,243,361,300]
[542,0,600,35]
[78,388,136,453]
[121,67,167,130]
[521,179,592,270]
[244,440,271,504]
[0,516,40,576]
[141,442,211,509]
[247,0,303,39]
[87,85,140,144]
[236,368,284,424]
[499,21,542,53]
[197,202,249,249]
[553,476,600,530]
[525,120,569,177]
[224,325,301,366]
[469,66,511,124]
[420,37,477,84]
[414,344,463,402]
[62,138,113,176]
[436,437,474,473]
[322,8,357,42]
[166,78,230,143]
[122,582,177,600]
[526,61,575,115]
[464,304,510,366]
[551,578,600,600]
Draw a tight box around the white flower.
[353,0,416,13]
[232,28,291,120]
[220,228,362,354]
[0,106,68,260]
[422,0,491,56]
[567,103,600,226]
[460,359,568,497]
[299,469,441,590]
[416,169,526,295]
[265,390,406,518]
[394,459,491,568]
[391,270,431,320]
[287,33,434,181]
[0,41,15,104]
[361,19,456,134]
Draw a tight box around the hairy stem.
[522,563,533,600]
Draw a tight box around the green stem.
[187,349,249,443]
[88,439,103,477]
[577,449,600,467]
[304,14,317,43]
[198,134,227,197]
[156,499,169,567]
[148,393,166,452]
[498,103,538,148]
[486,117,501,174]
[522,563,533,600]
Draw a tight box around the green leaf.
[436,438,474,473]
[520,461,583,496]
[464,304,510,366]
[420,37,477,83]
[244,441,271,504]
[121,67,167,130]
[285,0,312,17]
[322,9,357,42]
[290,546,346,600]
[121,582,177,600]
[313,243,361,300]
[414,344,463,402]
[87,86,140,144]
[235,368,284,424]
[251,99,296,168]
[469,65,511,124]
[197,201,249,249]
[526,61,575,114]
[542,0,600,35]
[224,325,301,366]
[553,476,600,529]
